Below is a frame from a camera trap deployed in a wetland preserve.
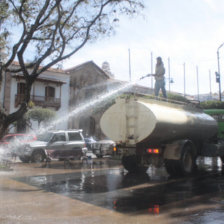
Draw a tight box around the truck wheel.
[122,155,147,173]
[180,145,195,175]
[31,150,45,163]
[165,144,196,176]
[122,155,139,173]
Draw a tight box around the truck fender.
[163,140,197,160]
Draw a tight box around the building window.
[45,86,55,98]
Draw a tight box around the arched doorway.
[79,116,95,137]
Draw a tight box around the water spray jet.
[38,80,135,133]
[0,80,138,163]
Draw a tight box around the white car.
[17,130,87,163]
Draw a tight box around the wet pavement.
[1,157,224,224]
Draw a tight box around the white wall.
[52,73,70,130]
[0,72,5,106]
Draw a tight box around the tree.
[25,107,56,128]
[0,0,144,138]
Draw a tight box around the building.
[0,60,155,138]
[66,61,155,138]
[66,61,112,138]
[0,62,70,132]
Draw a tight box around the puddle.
[13,166,224,213]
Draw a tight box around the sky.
[63,0,224,96]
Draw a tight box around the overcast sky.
[63,0,224,95]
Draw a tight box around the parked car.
[92,139,116,158]
[17,130,87,163]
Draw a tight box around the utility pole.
[151,52,153,89]
[217,43,224,101]
[128,48,132,82]
[183,63,186,97]
[209,70,212,99]
[196,66,199,101]
[168,57,171,92]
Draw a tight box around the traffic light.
[215,72,220,83]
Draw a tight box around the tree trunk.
[0,109,8,138]
[0,76,32,139]
[0,102,28,138]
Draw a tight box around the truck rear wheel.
[180,145,195,174]
[122,155,147,173]
[122,155,138,172]
[165,144,196,176]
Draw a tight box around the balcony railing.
[15,94,61,110]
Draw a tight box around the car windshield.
[36,132,53,142]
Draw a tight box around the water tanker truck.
[100,95,224,176]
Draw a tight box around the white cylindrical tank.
[100,97,218,146]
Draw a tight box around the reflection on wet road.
[13,157,224,218]
[182,209,224,224]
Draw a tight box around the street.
[0,157,224,224]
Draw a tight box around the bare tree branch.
[0,0,144,137]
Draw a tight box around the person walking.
[154,56,167,98]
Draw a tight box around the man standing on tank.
[154,56,167,98]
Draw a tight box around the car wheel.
[31,150,45,163]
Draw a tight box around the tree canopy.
[25,107,56,128]
[0,0,144,137]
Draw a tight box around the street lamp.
[217,42,224,101]
[196,66,199,101]
[183,63,186,97]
